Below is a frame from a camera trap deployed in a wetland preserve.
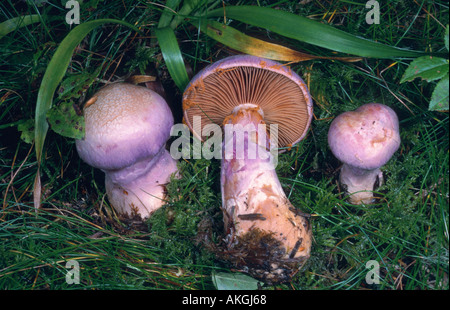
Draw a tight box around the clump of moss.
[146,159,222,269]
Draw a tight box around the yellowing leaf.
[208,6,426,59]
[195,20,362,63]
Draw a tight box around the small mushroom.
[182,55,313,283]
[328,103,400,204]
[76,83,178,219]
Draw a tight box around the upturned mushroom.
[328,103,400,204]
[182,55,313,283]
[76,83,178,219]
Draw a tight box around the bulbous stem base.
[339,164,383,205]
[105,148,178,219]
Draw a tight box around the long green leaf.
[34,19,139,209]
[158,0,182,28]
[155,27,189,91]
[0,14,40,39]
[208,6,426,58]
[194,19,361,62]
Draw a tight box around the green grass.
[1,0,448,290]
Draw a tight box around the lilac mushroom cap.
[182,55,313,283]
[328,103,400,204]
[76,83,178,218]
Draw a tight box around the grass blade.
[34,19,139,209]
[155,27,190,91]
[158,0,182,28]
[194,19,362,62]
[169,0,204,29]
[208,5,426,58]
[0,14,40,39]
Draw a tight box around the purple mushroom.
[328,103,401,204]
[76,83,178,219]
[182,55,313,283]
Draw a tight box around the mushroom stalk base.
[339,164,383,205]
[105,148,178,219]
[221,106,312,283]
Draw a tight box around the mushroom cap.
[76,83,174,171]
[182,55,313,148]
[328,103,400,170]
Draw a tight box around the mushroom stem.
[339,164,383,205]
[105,147,178,218]
[182,55,314,283]
[221,105,312,283]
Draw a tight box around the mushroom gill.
[183,65,310,147]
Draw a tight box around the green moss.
[146,159,221,269]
